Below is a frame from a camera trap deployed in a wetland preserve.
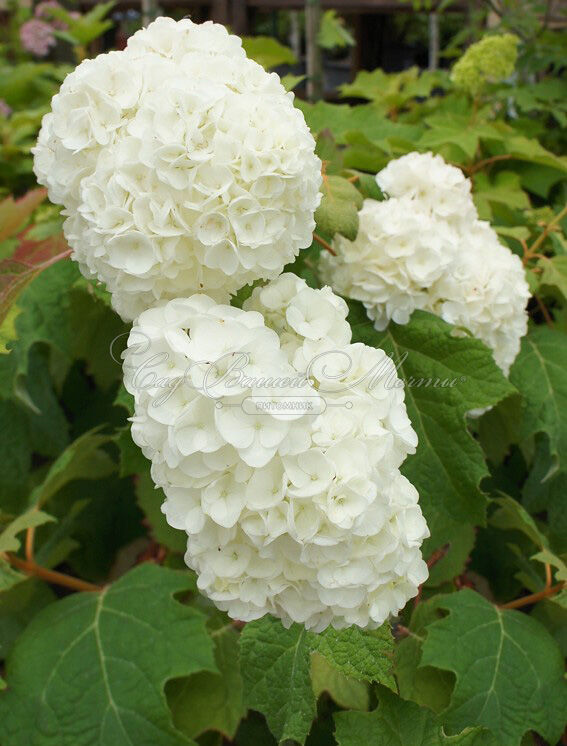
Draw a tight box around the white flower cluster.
[320,151,529,376]
[123,274,429,631]
[33,16,322,321]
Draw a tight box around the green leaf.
[0,507,55,554]
[0,564,216,746]
[0,230,70,328]
[522,435,567,551]
[310,652,368,711]
[281,73,305,92]
[509,327,567,471]
[30,429,115,508]
[335,685,496,746]
[168,624,245,740]
[0,189,47,242]
[296,100,422,147]
[473,171,530,221]
[315,175,363,240]
[241,36,296,70]
[349,304,514,558]
[317,11,355,50]
[489,495,548,548]
[421,588,567,745]
[395,597,455,715]
[0,579,55,659]
[313,623,395,688]
[5,260,81,402]
[0,399,31,511]
[240,616,316,745]
[537,255,567,299]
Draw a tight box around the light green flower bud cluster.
[451,33,519,97]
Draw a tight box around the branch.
[534,294,554,329]
[465,154,513,175]
[313,232,336,256]
[4,553,102,593]
[499,581,565,610]
[529,204,567,255]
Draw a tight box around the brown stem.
[25,524,36,563]
[528,203,567,255]
[313,233,336,256]
[427,543,450,569]
[5,553,102,593]
[545,563,552,588]
[466,154,513,175]
[534,294,554,329]
[499,581,565,610]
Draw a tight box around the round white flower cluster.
[123,274,429,631]
[320,151,529,376]
[33,16,322,321]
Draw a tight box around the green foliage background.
[0,9,566,746]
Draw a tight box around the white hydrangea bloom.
[33,16,322,320]
[320,152,529,376]
[429,221,530,375]
[123,274,428,631]
[376,150,477,224]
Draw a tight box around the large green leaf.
[421,589,567,745]
[335,686,496,746]
[0,564,216,746]
[0,579,55,659]
[168,624,245,740]
[509,327,567,470]
[348,304,514,561]
[296,100,423,146]
[240,615,398,744]
[240,616,316,745]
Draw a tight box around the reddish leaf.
[0,189,48,243]
[0,228,71,326]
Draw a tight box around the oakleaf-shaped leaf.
[335,685,496,746]
[240,616,316,745]
[315,175,363,240]
[0,564,216,746]
[421,588,567,746]
[167,624,245,740]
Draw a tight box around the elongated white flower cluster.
[321,152,529,376]
[123,274,428,631]
[33,16,321,321]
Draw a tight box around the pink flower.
[20,18,56,57]
[0,99,12,118]
[35,1,69,31]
